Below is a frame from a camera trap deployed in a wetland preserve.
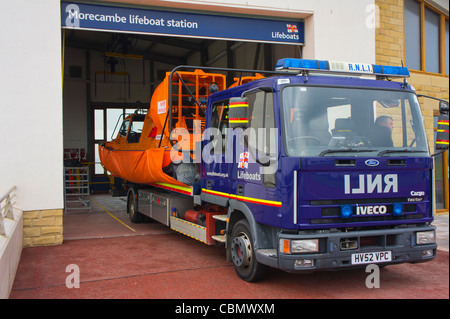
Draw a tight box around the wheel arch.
[226,199,278,251]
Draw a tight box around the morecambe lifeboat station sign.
[61,2,305,45]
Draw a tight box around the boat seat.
[127,132,141,143]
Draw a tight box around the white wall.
[0,208,23,298]
[130,0,376,63]
[301,0,376,63]
[0,0,64,211]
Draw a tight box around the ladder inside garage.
[64,166,91,213]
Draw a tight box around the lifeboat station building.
[0,0,448,297]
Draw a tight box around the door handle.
[237,185,244,196]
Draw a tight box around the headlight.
[416,230,436,245]
[280,239,319,254]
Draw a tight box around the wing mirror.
[436,101,449,150]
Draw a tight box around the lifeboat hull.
[98,145,187,187]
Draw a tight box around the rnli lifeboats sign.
[61,2,304,45]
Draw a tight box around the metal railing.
[0,186,16,237]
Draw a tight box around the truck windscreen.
[281,86,429,157]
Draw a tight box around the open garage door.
[61,1,305,195]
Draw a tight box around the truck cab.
[200,59,446,281]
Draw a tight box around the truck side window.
[246,91,275,156]
[210,100,229,152]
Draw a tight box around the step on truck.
[118,59,449,282]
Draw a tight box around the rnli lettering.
[344,174,398,194]
[356,205,387,215]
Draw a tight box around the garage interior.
[62,24,302,238]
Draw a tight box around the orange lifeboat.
[228,73,265,88]
[98,69,226,190]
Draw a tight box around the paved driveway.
[10,195,449,302]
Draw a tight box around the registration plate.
[351,251,392,265]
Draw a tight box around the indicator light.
[279,239,319,254]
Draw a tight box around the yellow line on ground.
[91,198,136,232]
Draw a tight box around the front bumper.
[256,225,437,273]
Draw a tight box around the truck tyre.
[127,188,144,223]
[230,219,269,282]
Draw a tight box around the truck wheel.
[127,188,143,223]
[230,219,268,282]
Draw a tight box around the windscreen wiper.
[377,149,428,156]
[319,148,377,157]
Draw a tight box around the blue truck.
[124,58,449,282]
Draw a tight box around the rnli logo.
[272,24,300,40]
[287,24,298,33]
[238,152,249,169]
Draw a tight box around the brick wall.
[375,0,449,149]
[22,209,63,247]
[375,0,404,67]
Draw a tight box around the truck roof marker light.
[275,58,410,78]
[275,58,329,71]
[393,203,404,216]
[372,65,410,77]
[340,205,353,219]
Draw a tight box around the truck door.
[202,99,233,200]
[233,90,281,226]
